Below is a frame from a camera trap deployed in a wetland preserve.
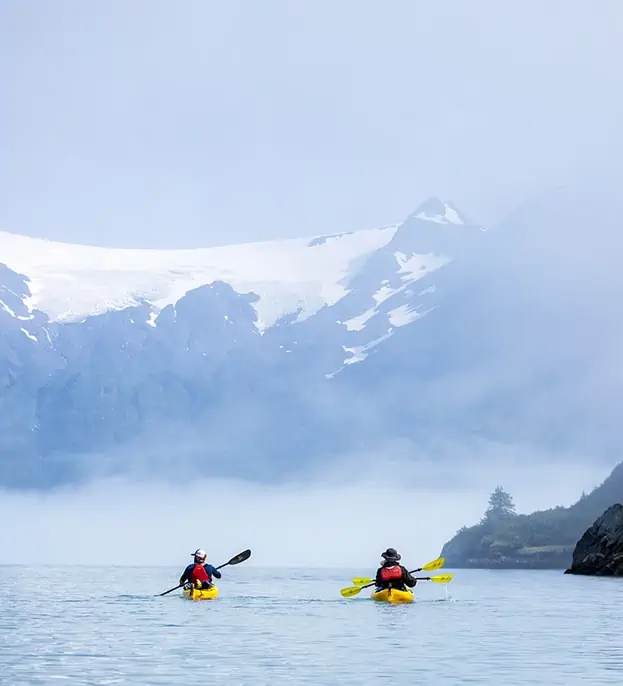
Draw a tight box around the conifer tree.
[484,485,516,521]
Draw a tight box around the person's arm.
[402,566,417,588]
[179,565,191,585]
[207,564,222,579]
[375,568,383,586]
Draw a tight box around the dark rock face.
[565,504,623,576]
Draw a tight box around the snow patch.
[343,330,394,366]
[20,328,37,342]
[342,254,449,334]
[443,205,464,225]
[394,251,451,281]
[325,330,396,378]
[23,294,35,313]
[387,304,421,327]
[372,284,396,305]
[343,307,377,332]
[419,285,437,296]
[0,299,33,320]
[416,203,465,225]
[0,226,397,334]
[343,346,368,365]
[1,300,17,317]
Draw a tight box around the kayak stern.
[370,587,414,604]
[183,584,219,600]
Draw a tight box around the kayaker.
[179,549,222,589]
[375,548,417,591]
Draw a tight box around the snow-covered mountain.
[0,193,620,489]
[0,198,473,333]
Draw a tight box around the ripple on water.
[0,567,622,685]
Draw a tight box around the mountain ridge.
[1,189,621,490]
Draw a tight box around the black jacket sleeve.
[402,566,417,587]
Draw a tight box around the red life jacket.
[380,565,403,582]
[189,563,212,584]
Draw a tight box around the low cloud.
[0,451,610,567]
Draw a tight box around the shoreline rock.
[564,504,623,576]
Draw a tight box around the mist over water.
[0,454,609,567]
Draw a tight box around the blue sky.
[1,0,621,247]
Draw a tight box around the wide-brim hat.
[381,548,401,561]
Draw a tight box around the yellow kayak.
[370,587,414,604]
[183,584,219,600]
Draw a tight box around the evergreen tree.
[484,485,516,521]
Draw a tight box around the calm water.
[1,566,622,684]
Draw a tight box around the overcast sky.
[1,0,621,248]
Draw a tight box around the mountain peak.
[409,197,467,226]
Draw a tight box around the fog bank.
[0,458,609,566]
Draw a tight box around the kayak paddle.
[158,548,252,597]
[340,573,453,598]
[351,556,445,586]
[340,574,454,598]
[340,555,449,598]
[415,573,453,584]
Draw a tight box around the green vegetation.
[441,462,623,569]
[483,485,516,522]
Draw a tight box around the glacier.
[1,193,621,490]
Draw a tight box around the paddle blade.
[226,549,252,566]
[352,577,373,586]
[421,557,445,572]
[340,585,364,598]
[429,574,453,584]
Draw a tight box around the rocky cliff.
[565,504,623,577]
